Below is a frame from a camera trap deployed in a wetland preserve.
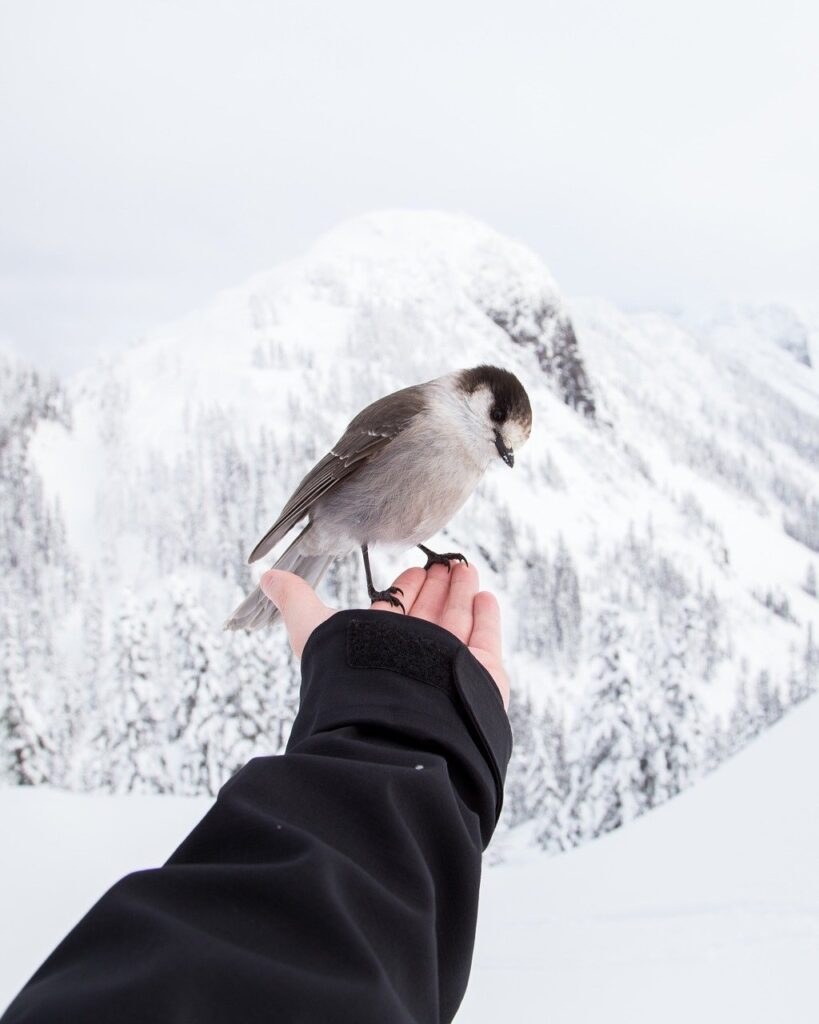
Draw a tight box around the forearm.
[1,611,511,1024]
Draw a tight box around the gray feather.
[224,527,336,632]
[247,382,427,563]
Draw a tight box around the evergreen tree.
[214,429,252,587]
[0,609,53,785]
[703,715,728,774]
[518,548,550,657]
[727,669,758,754]
[572,606,645,839]
[550,536,582,668]
[169,586,224,795]
[505,692,547,826]
[806,624,819,695]
[109,592,169,793]
[531,703,572,853]
[253,428,273,538]
[221,628,298,779]
[755,669,783,729]
[76,577,121,791]
[81,577,105,695]
[655,599,705,797]
[0,609,24,780]
[790,624,818,706]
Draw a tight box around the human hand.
[259,562,510,709]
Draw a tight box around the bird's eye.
[490,407,505,423]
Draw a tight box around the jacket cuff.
[287,610,513,846]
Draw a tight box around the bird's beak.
[494,430,514,468]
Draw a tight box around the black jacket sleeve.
[1,609,513,1024]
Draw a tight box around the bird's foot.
[418,544,469,572]
[368,585,405,613]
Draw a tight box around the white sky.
[1,0,817,373]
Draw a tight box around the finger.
[260,569,334,658]
[440,562,479,643]
[468,591,503,659]
[371,566,427,614]
[409,562,453,624]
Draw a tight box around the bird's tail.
[223,529,335,632]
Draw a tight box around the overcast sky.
[1,0,817,373]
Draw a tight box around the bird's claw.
[423,551,468,573]
[369,585,406,613]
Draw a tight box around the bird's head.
[457,365,532,468]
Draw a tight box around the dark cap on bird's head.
[458,365,532,467]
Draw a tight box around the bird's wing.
[247,382,427,563]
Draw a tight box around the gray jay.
[224,364,532,631]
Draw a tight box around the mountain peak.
[66,210,595,452]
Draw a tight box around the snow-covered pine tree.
[727,666,759,754]
[109,591,169,793]
[806,624,819,696]
[653,598,705,798]
[784,496,819,554]
[0,608,53,785]
[81,576,105,695]
[213,426,252,587]
[703,714,728,774]
[0,609,25,781]
[252,427,274,539]
[755,669,783,729]
[517,547,550,657]
[550,536,582,669]
[170,446,206,570]
[505,692,548,826]
[531,702,573,853]
[690,582,727,682]
[789,624,818,707]
[169,585,224,795]
[261,640,301,755]
[572,604,645,839]
[220,626,298,780]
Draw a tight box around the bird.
[224,364,532,631]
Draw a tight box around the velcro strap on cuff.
[347,618,454,693]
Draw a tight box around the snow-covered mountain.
[1,211,817,849]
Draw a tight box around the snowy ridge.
[1,210,817,852]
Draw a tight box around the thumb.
[260,569,334,658]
